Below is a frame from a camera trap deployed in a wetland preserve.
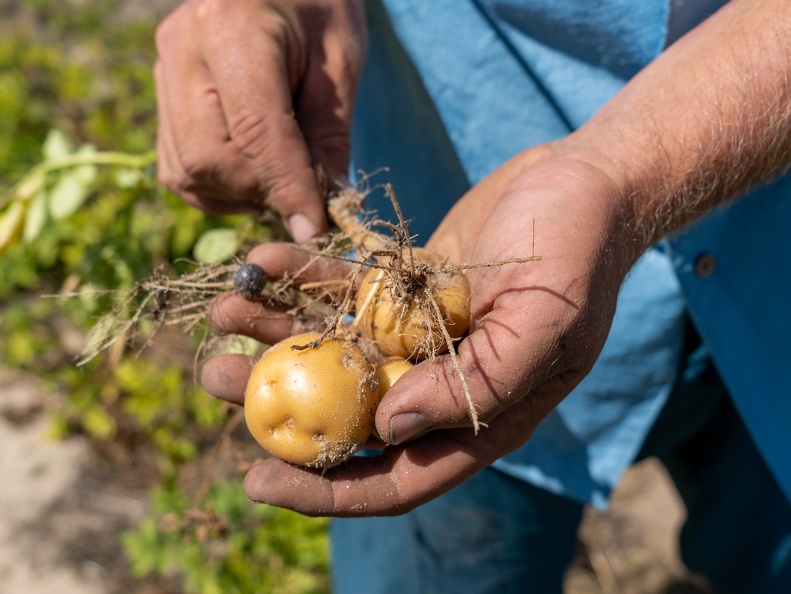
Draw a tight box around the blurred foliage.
[0,1,329,592]
[123,480,329,594]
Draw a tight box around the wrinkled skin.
[154,0,366,240]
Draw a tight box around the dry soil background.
[0,368,145,594]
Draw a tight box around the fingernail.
[288,213,317,243]
[389,412,431,445]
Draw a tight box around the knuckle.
[179,149,215,181]
[153,23,169,52]
[201,0,293,43]
[195,0,230,28]
[198,0,242,20]
[228,111,273,163]
[156,164,181,193]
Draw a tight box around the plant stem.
[2,150,158,208]
[33,149,157,177]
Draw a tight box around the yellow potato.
[355,248,470,359]
[244,333,379,468]
[374,356,414,395]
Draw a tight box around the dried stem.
[351,269,386,330]
[425,288,482,432]
[327,187,387,254]
[385,183,416,276]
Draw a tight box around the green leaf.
[46,145,98,220]
[42,128,73,160]
[23,188,48,242]
[83,405,117,440]
[192,228,238,264]
[47,173,87,220]
[0,200,25,255]
[15,172,45,201]
[225,335,261,356]
[114,167,142,188]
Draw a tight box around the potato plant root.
[320,184,540,433]
[76,181,541,464]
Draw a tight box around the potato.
[354,248,471,359]
[244,332,379,468]
[374,356,414,395]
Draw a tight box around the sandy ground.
[565,460,712,593]
[1,365,713,594]
[0,368,148,594]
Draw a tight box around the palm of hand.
[202,149,637,516]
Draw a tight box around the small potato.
[355,248,471,359]
[244,332,379,468]
[374,356,414,395]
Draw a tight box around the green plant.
[0,3,330,591]
[123,480,330,594]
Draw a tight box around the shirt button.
[694,253,716,278]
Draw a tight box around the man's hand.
[198,0,791,516]
[200,145,640,516]
[154,0,366,241]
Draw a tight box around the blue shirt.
[351,0,791,506]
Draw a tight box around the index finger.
[201,353,254,406]
[208,242,354,341]
[199,1,327,240]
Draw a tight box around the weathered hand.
[154,0,365,241]
[201,144,642,516]
[196,0,791,516]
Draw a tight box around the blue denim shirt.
[351,0,791,507]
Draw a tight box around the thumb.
[375,313,578,447]
[374,341,515,446]
[213,77,328,243]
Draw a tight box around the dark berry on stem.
[233,263,266,299]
